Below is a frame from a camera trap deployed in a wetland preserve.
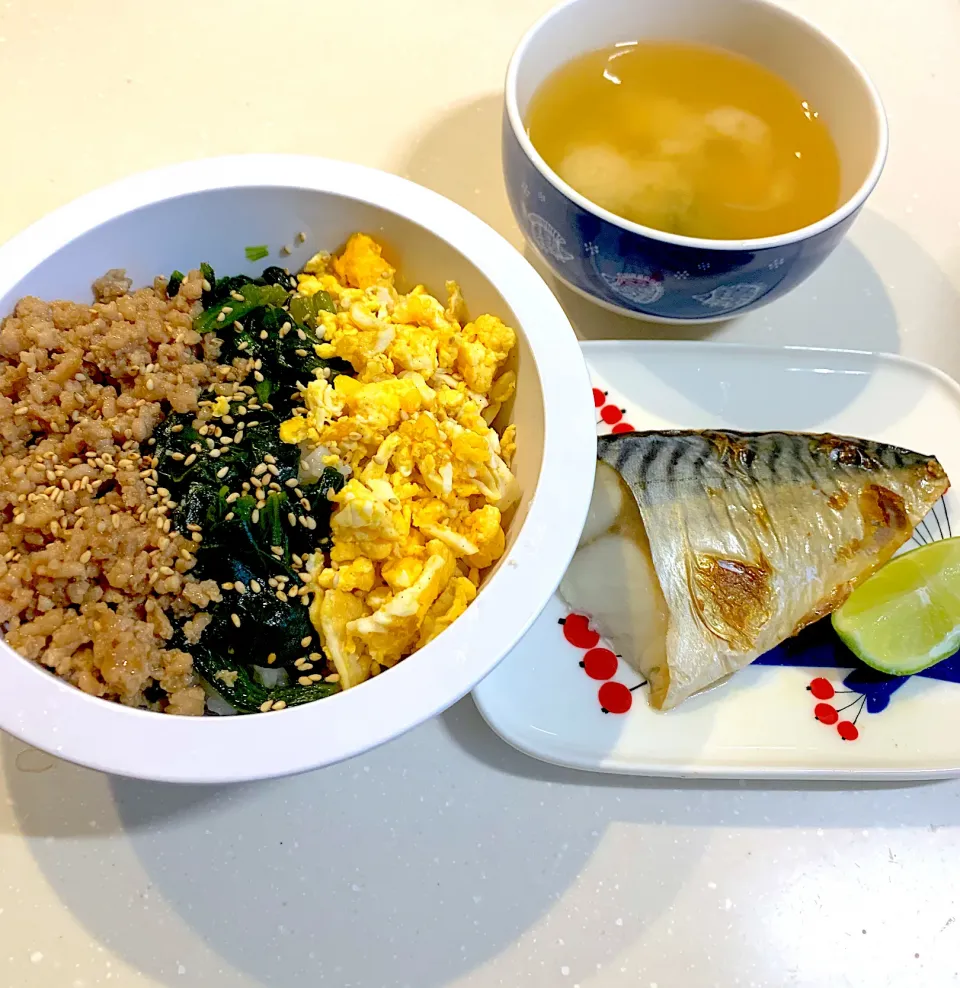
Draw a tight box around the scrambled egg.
[280,234,520,689]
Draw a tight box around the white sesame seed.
[231,613,241,628]
[251,509,260,523]
[184,453,197,466]
[209,449,221,458]
[259,700,273,712]
[250,580,262,593]
[216,466,229,479]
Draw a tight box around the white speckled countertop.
[2,1,960,985]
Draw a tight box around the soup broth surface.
[526,41,841,240]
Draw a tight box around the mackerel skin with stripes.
[591,430,949,709]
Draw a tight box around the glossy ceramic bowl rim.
[0,154,597,784]
[505,0,889,252]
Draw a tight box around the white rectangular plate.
[473,341,960,780]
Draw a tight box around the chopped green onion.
[245,245,269,262]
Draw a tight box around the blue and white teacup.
[503,0,888,323]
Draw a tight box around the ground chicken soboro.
[0,269,236,715]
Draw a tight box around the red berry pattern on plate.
[837,721,859,741]
[559,614,646,715]
[808,677,835,700]
[581,648,618,681]
[593,386,633,435]
[814,702,839,725]
[598,681,634,715]
[806,678,864,741]
[562,613,600,650]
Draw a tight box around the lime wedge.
[831,536,960,676]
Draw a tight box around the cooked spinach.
[190,644,339,713]
[167,270,185,297]
[261,266,296,288]
[147,261,355,714]
[193,282,289,335]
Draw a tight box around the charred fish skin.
[595,430,949,710]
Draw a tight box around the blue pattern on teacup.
[503,120,857,321]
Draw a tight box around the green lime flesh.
[831,536,960,676]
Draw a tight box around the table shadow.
[0,722,704,987]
